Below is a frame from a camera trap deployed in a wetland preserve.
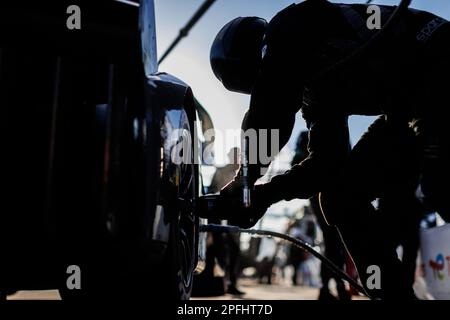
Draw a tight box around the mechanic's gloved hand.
[219,176,245,206]
[220,180,273,229]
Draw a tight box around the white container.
[420,223,450,299]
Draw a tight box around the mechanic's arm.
[239,18,304,184]
[256,94,351,203]
[225,98,351,229]
[242,71,300,184]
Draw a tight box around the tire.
[59,105,198,301]
[54,62,199,300]
[152,106,198,300]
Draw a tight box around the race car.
[0,0,206,300]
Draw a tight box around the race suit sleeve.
[259,87,351,202]
[242,12,306,184]
[240,4,351,201]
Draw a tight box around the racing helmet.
[210,17,268,94]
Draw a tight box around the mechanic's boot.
[336,281,351,301]
[227,285,245,296]
[318,287,338,301]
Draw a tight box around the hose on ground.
[199,224,372,299]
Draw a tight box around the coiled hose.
[200,224,372,299]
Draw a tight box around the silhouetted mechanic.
[210,0,450,299]
[292,131,350,300]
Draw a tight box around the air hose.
[200,224,372,299]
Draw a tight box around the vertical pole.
[140,0,158,77]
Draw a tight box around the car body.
[0,0,206,299]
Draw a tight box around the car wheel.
[152,106,198,300]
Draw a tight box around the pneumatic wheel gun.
[198,137,252,220]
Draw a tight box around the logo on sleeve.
[417,17,447,43]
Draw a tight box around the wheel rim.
[161,109,196,289]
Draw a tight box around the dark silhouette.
[292,131,350,300]
[211,0,450,299]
